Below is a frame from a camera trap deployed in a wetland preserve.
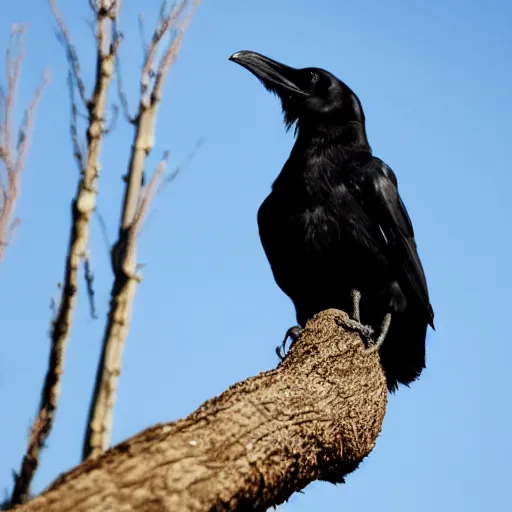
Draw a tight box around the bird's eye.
[309,71,319,84]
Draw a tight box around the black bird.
[229,50,435,392]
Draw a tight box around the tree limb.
[15,310,388,512]
[9,2,121,505]
[82,0,202,461]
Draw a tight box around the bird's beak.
[229,50,307,97]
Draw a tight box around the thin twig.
[67,71,86,172]
[140,0,187,103]
[0,24,48,263]
[84,252,98,319]
[132,151,169,235]
[115,49,134,123]
[94,209,111,252]
[137,13,148,58]
[103,103,119,135]
[159,136,204,193]
[49,0,88,106]
[83,0,202,461]
[150,0,200,105]
[137,137,204,237]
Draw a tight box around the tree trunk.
[14,309,388,512]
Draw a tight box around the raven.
[229,50,434,391]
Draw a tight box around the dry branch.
[9,2,121,506]
[84,252,98,319]
[159,137,204,192]
[15,310,388,512]
[82,0,202,461]
[0,24,48,263]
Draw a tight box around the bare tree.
[82,0,202,461]
[0,25,48,263]
[9,1,121,505]
[7,0,203,504]
[12,310,388,512]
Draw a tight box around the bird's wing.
[257,193,279,263]
[257,193,293,287]
[257,192,310,306]
[366,161,434,327]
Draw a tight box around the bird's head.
[229,50,365,133]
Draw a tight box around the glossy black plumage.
[229,51,434,391]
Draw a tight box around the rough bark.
[16,309,387,512]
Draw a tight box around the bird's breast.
[270,156,372,257]
[288,190,350,254]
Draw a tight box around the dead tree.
[82,0,201,460]
[12,310,388,512]
[0,25,48,263]
[9,1,121,505]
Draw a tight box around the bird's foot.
[365,313,392,354]
[276,325,303,360]
[335,315,375,344]
[347,288,391,354]
[335,289,375,342]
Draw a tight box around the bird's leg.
[335,288,375,343]
[276,325,303,360]
[351,288,361,322]
[365,313,392,354]
[335,314,374,344]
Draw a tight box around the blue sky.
[1,0,511,510]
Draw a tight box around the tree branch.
[14,310,387,512]
[158,137,204,193]
[0,24,48,263]
[8,2,121,505]
[132,151,169,236]
[50,0,88,107]
[82,0,202,461]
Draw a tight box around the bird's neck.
[272,121,372,202]
[296,120,371,152]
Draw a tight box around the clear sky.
[1,0,511,510]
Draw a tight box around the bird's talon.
[364,337,385,354]
[364,313,392,354]
[335,316,374,343]
[275,325,302,360]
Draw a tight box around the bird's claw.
[364,313,392,354]
[347,288,391,353]
[276,325,303,360]
[335,316,375,344]
[364,337,384,354]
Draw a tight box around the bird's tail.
[378,307,429,392]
